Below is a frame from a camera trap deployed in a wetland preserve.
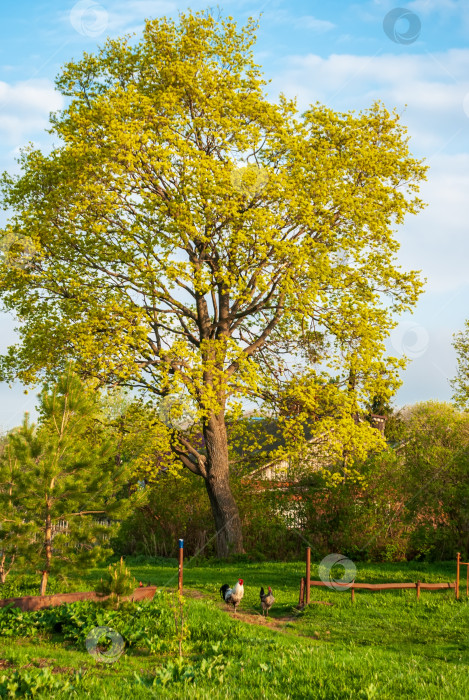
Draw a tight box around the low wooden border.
[308,580,456,591]
[298,577,457,608]
[0,586,157,612]
[298,547,462,607]
[298,578,456,606]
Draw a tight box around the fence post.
[416,580,420,601]
[178,539,184,596]
[351,587,355,604]
[456,552,460,600]
[306,547,311,606]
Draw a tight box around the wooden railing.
[298,547,463,607]
[298,577,456,606]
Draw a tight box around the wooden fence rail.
[298,547,465,607]
[298,577,456,606]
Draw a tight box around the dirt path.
[224,609,299,632]
[182,587,298,631]
[183,587,332,637]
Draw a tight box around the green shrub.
[0,667,83,697]
[95,557,136,606]
[0,595,178,654]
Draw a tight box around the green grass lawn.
[1,557,468,698]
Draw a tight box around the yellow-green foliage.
[0,11,427,478]
[452,321,469,408]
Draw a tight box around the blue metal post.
[178,539,184,595]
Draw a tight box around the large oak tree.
[0,12,426,555]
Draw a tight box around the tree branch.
[226,291,286,377]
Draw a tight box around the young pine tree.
[0,372,130,595]
[95,557,137,607]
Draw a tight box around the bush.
[0,667,83,697]
[111,471,215,558]
[95,557,137,606]
[0,595,177,653]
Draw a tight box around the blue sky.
[1,0,469,429]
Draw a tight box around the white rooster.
[220,578,244,613]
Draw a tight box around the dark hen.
[260,586,275,616]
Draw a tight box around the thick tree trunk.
[203,414,244,557]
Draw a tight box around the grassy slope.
[1,558,469,699]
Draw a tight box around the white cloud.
[64,0,202,41]
[0,79,63,148]
[104,0,178,32]
[407,0,460,15]
[270,49,469,153]
[398,153,469,293]
[392,324,457,405]
[0,313,37,431]
[269,48,469,302]
[260,9,336,34]
[296,16,336,33]
[0,384,38,433]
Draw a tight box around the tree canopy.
[0,11,427,554]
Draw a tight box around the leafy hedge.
[0,668,83,698]
[0,594,176,654]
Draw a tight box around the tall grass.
[0,558,468,698]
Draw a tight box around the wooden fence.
[298,547,464,607]
[298,577,456,606]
